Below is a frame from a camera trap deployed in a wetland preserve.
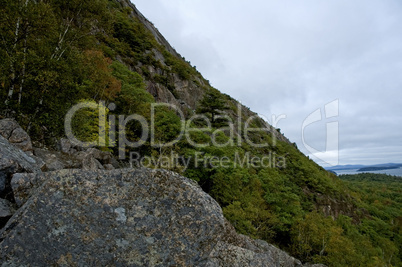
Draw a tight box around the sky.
[133,0,402,167]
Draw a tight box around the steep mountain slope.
[0,0,400,266]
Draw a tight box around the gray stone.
[40,154,65,171]
[0,119,33,152]
[34,148,72,171]
[0,135,42,197]
[205,219,304,267]
[1,169,225,266]
[103,164,115,170]
[34,146,116,172]
[82,155,104,171]
[74,148,112,171]
[0,168,321,266]
[11,173,45,207]
[0,119,17,139]
[0,198,15,229]
[57,138,72,154]
[0,136,41,172]
[0,198,14,219]
[86,148,114,164]
[57,138,87,154]
[0,158,14,194]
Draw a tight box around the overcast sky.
[133,0,402,167]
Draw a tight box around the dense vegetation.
[338,173,402,266]
[0,0,401,266]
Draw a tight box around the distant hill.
[326,164,366,171]
[357,165,402,172]
[327,163,402,172]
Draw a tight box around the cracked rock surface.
[0,169,225,266]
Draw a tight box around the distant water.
[334,168,402,177]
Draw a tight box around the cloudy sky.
[133,0,402,167]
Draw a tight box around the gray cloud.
[134,0,402,166]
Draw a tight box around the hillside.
[0,0,401,266]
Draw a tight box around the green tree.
[197,89,228,126]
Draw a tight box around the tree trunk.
[4,17,21,106]
[5,0,30,106]
[18,34,28,105]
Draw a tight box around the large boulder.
[0,135,42,198]
[1,169,225,266]
[0,118,33,152]
[0,168,319,266]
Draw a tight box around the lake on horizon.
[334,168,402,177]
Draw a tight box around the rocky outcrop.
[315,193,368,223]
[0,132,43,227]
[0,135,42,199]
[0,168,319,266]
[0,118,33,152]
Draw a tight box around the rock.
[86,148,114,164]
[103,164,115,170]
[57,138,73,154]
[0,118,33,152]
[110,157,121,169]
[0,118,15,138]
[57,138,86,155]
[0,135,41,173]
[0,157,14,194]
[0,198,15,228]
[35,145,117,171]
[0,135,42,199]
[33,148,81,171]
[11,172,46,207]
[0,198,14,219]
[38,152,65,171]
[75,148,112,171]
[0,168,321,266]
[82,155,104,171]
[1,169,225,266]
[206,219,304,267]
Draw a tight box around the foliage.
[163,50,197,80]
[197,89,228,127]
[112,11,156,61]
[70,99,113,148]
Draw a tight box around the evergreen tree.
[197,89,228,126]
